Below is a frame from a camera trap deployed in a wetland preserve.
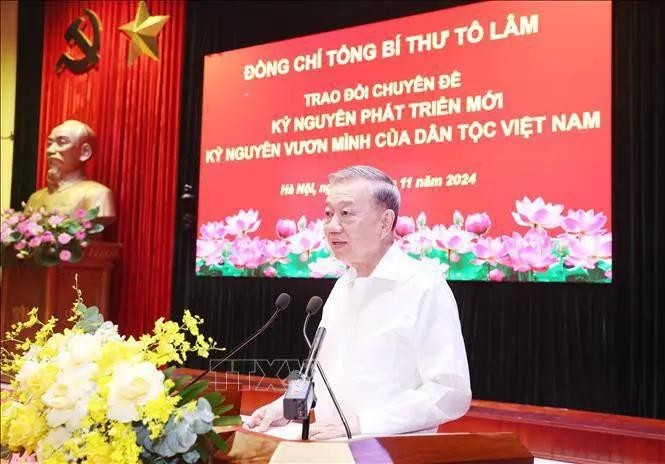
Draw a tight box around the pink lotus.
[306,218,325,235]
[472,237,509,266]
[74,208,86,219]
[28,236,42,248]
[75,231,86,240]
[398,228,436,255]
[488,269,505,282]
[276,219,297,238]
[264,239,290,264]
[41,231,55,243]
[225,209,261,236]
[59,250,72,261]
[308,256,347,278]
[565,233,612,269]
[394,216,416,237]
[17,221,43,236]
[196,239,225,266]
[561,209,607,235]
[199,221,227,241]
[7,213,21,225]
[1,229,12,245]
[263,266,277,277]
[48,214,65,226]
[501,232,557,272]
[465,213,491,235]
[58,232,73,245]
[229,236,267,269]
[288,229,323,255]
[512,196,563,229]
[432,225,475,254]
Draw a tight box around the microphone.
[184,292,291,388]
[301,296,352,439]
[284,326,325,421]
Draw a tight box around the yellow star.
[119,1,169,65]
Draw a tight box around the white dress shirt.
[312,243,472,435]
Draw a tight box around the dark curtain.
[175,0,653,420]
[10,1,43,209]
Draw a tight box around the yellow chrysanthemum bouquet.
[1,285,240,463]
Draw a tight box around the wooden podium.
[172,369,533,464]
[212,426,533,463]
[0,241,121,343]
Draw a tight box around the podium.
[171,369,533,464]
[0,241,121,344]
[212,426,534,463]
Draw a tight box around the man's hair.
[328,165,400,229]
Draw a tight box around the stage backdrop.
[196,1,612,284]
[35,0,184,336]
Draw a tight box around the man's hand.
[244,403,289,432]
[309,415,360,440]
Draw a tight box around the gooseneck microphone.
[185,292,291,389]
[301,296,352,439]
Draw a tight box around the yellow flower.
[40,332,66,358]
[0,399,18,446]
[83,431,113,464]
[7,403,47,453]
[41,449,69,464]
[182,310,200,336]
[16,361,58,399]
[108,423,141,464]
[97,339,143,374]
[143,392,179,438]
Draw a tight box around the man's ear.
[79,142,93,162]
[381,209,396,238]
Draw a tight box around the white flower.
[42,366,97,429]
[55,333,102,370]
[37,428,73,462]
[15,360,40,387]
[107,361,165,422]
[94,321,122,343]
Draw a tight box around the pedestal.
[0,241,121,349]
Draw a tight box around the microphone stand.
[185,304,286,389]
[303,313,352,439]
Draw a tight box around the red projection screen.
[196,1,612,283]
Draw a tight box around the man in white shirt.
[245,165,471,439]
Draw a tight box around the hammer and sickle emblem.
[55,9,102,75]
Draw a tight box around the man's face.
[324,179,391,268]
[46,123,83,177]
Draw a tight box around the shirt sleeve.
[357,280,472,435]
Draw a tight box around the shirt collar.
[342,242,407,283]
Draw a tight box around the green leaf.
[204,392,222,408]
[84,206,100,221]
[171,375,193,392]
[213,416,242,427]
[213,403,234,415]
[67,224,82,235]
[178,381,209,407]
[162,366,176,378]
[89,223,104,234]
[206,430,229,454]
